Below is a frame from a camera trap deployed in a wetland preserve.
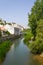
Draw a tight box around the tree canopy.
[28,0,43,39]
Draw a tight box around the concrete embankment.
[0,35,21,43]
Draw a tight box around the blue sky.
[0,0,35,27]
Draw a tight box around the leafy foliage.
[24,29,33,44]
[24,0,43,54]
[4,31,10,35]
[0,40,12,62]
[28,0,43,39]
[29,19,43,54]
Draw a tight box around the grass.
[0,40,12,63]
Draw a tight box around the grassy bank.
[0,40,12,63]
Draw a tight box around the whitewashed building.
[4,24,21,35]
[0,19,24,35]
[4,24,14,34]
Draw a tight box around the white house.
[4,24,14,34]
[4,24,21,35]
[0,19,24,35]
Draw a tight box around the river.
[1,38,43,65]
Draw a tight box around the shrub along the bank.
[24,29,33,44]
[29,19,43,54]
[29,39,43,54]
[0,40,12,62]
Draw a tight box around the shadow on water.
[1,38,43,65]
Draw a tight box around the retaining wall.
[0,34,21,43]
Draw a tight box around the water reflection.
[14,38,21,49]
[1,38,43,65]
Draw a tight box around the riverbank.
[0,40,12,64]
[0,34,22,64]
[0,34,21,43]
[33,54,43,65]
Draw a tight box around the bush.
[29,38,43,54]
[0,40,12,62]
[5,31,10,35]
[24,29,33,44]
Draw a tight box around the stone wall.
[0,35,21,43]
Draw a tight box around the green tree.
[29,19,43,54]
[28,0,43,40]
[29,14,37,40]
[36,19,43,42]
